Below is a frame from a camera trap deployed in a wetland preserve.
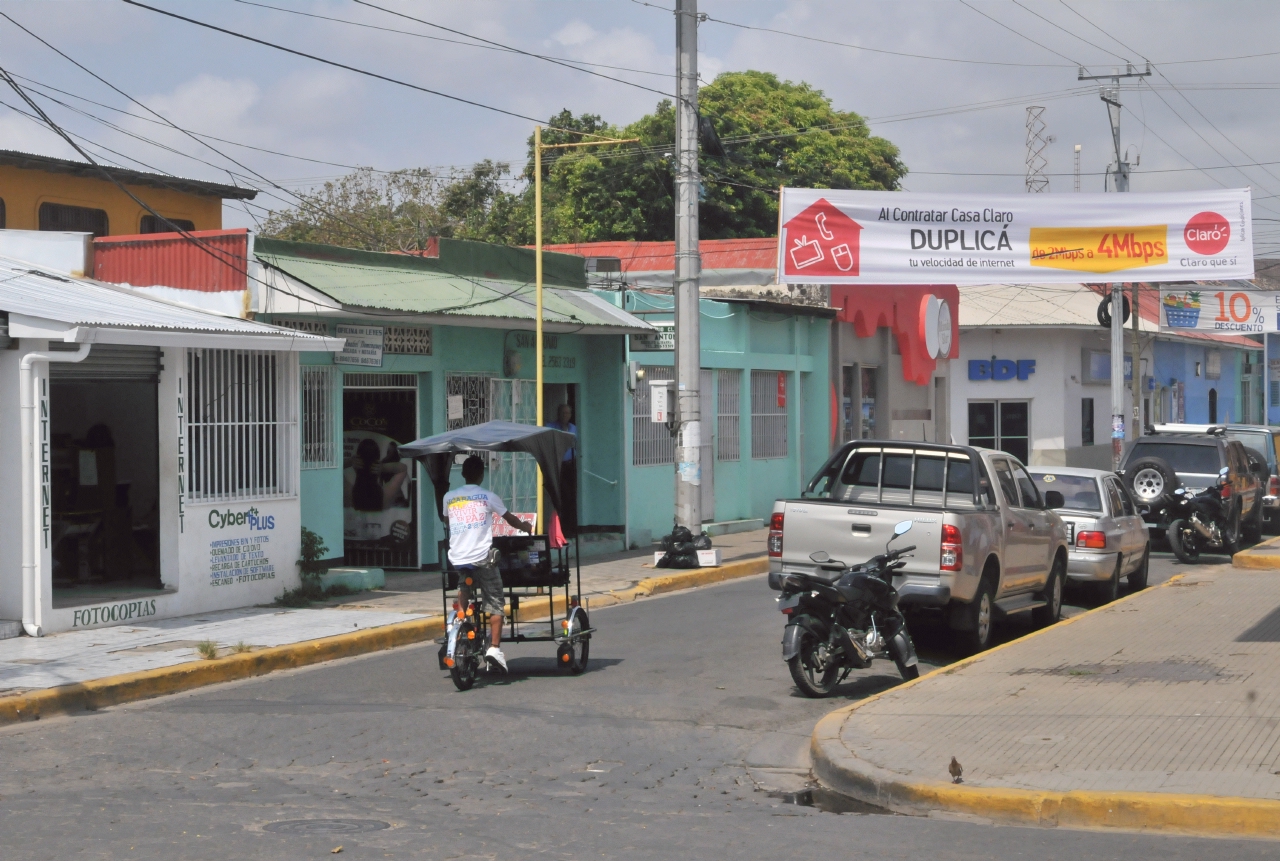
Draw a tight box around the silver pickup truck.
[769,441,1070,652]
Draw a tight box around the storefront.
[0,234,338,636]
[950,282,1258,469]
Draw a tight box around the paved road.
[1,560,1266,860]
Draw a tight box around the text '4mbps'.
[968,359,1036,381]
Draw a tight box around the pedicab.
[399,421,592,690]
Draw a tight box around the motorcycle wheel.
[556,611,591,675]
[449,623,479,691]
[787,629,842,698]
[892,634,920,681]
[1222,507,1242,556]
[1166,519,1199,563]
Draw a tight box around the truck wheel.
[957,577,995,655]
[1032,555,1065,627]
[1125,456,1178,508]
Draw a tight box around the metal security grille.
[275,318,330,336]
[301,366,338,469]
[750,370,788,459]
[344,373,416,389]
[446,374,490,430]
[50,344,161,381]
[633,365,675,466]
[187,349,298,502]
[384,326,432,355]
[717,369,741,461]
[488,378,538,514]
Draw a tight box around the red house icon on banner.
[782,198,862,278]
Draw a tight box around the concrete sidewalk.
[0,529,767,698]
[813,563,1280,837]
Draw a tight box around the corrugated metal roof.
[0,149,257,199]
[94,229,248,292]
[255,241,652,333]
[0,255,335,347]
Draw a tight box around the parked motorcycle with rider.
[1166,467,1240,562]
[777,520,921,697]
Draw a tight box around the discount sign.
[1160,288,1280,334]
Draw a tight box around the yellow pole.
[535,125,544,534]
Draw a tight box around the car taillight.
[1077,530,1107,549]
[1220,483,1232,501]
[940,524,962,572]
[1270,476,1279,497]
[768,512,784,558]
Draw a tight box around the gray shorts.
[460,564,505,616]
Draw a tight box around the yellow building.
[0,149,256,237]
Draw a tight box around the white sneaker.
[485,646,508,672]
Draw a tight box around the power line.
[118,0,599,133]
[349,0,675,101]
[232,0,674,80]
[955,0,1082,66]
[1009,0,1127,63]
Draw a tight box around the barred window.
[385,325,432,355]
[301,365,338,469]
[750,370,788,459]
[187,349,298,502]
[717,368,741,461]
[446,374,490,430]
[632,365,675,466]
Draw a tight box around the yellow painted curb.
[0,556,768,727]
[1233,533,1280,569]
[808,572,1280,839]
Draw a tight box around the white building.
[950,282,1259,469]
[0,232,339,637]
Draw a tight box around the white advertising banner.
[777,188,1254,285]
[1160,287,1280,334]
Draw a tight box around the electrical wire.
[957,0,1082,66]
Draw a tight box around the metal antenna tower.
[1078,63,1151,192]
[1074,144,1081,192]
[1024,106,1051,192]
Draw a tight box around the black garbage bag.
[692,531,712,550]
[656,526,701,568]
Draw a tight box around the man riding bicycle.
[443,455,532,671]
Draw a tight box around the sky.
[3,0,1280,252]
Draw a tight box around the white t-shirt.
[442,484,508,567]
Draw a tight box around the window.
[717,368,741,461]
[0,197,5,229]
[1127,442,1221,475]
[750,370,788,459]
[968,401,1029,464]
[1081,398,1095,446]
[834,449,979,508]
[39,202,109,237]
[1207,350,1222,380]
[301,365,338,469]
[140,214,196,234]
[445,373,490,430]
[1013,464,1042,509]
[992,459,1019,507]
[632,365,674,466]
[860,367,877,438]
[187,349,298,502]
[1032,473,1102,511]
[1209,388,1218,423]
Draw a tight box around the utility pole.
[1080,63,1151,468]
[673,0,703,529]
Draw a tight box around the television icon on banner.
[781,198,862,279]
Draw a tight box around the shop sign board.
[1160,287,1280,334]
[335,324,385,367]
[777,188,1254,285]
[630,323,675,351]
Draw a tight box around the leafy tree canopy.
[259,71,905,247]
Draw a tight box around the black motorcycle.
[1166,467,1240,563]
[777,520,921,698]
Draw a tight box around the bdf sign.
[969,358,1036,381]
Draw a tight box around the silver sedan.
[1029,466,1150,602]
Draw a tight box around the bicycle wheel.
[449,622,479,691]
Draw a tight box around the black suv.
[1118,429,1266,541]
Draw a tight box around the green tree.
[260,71,905,247]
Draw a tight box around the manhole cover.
[263,819,390,835]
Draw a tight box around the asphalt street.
[0,550,1265,861]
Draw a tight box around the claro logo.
[1185,211,1230,255]
[208,507,275,531]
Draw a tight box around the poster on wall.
[1160,287,1280,334]
[777,188,1254,285]
[343,390,416,563]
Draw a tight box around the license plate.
[777,594,801,612]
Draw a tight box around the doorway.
[542,383,579,532]
[343,374,418,569]
[1209,387,1218,423]
[49,346,163,606]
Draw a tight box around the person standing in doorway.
[546,404,579,536]
[443,456,531,671]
